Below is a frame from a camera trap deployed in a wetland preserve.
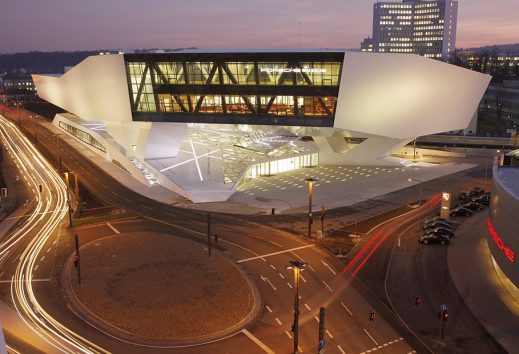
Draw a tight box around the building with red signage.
[489,154,519,302]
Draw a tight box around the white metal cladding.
[334,52,491,139]
[32,54,132,123]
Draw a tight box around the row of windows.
[155,94,336,117]
[59,121,106,153]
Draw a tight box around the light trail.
[0,116,109,353]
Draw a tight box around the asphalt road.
[0,109,418,353]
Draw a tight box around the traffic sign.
[440,304,448,311]
[319,339,325,348]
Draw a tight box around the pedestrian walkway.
[448,211,519,353]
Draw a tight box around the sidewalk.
[448,211,519,353]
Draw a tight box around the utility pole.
[207,213,212,257]
[74,234,81,285]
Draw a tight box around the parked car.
[473,194,490,205]
[472,187,485,196]
[450,207,473,217]
[419,233,450,245]
[462,201,484,211]
[424,216,450,224]
[423,221,453,231]
[426,227,455,238]
[458,191,473,200]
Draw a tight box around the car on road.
[423,221,453,231]
[419,233,450,245]
[450,207,473,217]
[462,201,484,211]
[425,227,455,238]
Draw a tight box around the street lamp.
[305,177,317,237]
[408,178,424,229]
[287,260,306,354]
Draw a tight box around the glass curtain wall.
[126,55,342,122]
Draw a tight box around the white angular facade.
[33,50,490,202]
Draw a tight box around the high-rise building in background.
[361,0,458,60]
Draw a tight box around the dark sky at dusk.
[1,0,517,53]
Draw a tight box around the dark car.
[424,216,450,224]
[458,191,473,200]
[472,187,485,196]
[423,221,453,231]
[473,195,490,205]
[419,233,450,245]
[426,227,455,238]
[462,201,484,211]
[450,207,473,217]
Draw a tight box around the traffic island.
[62,232,260,347]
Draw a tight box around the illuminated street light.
[408,178,424,229]
[305,177,317,237]
[286,260,306,354]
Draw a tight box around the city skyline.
[1,0,517,54]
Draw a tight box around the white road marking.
[266,306,273,313]
[242,329,275,354]
[278,273,285,279]
[322,280,333,292]
[285,331,293,339]
[321,260,337,275]
[106,222,120,234]
[270,264,276,270]
[338,345,346,354]
[260,274,277,291]
[341,301,353,315]
[326,329,334,338]
[46,247,51,253]
[275,317,282,325]
[237,245,315,263]
[0,271,4,278]
[313,316,319,322]
[287,282,293,289]
[40,256,45,262]
[304,303,311,311]
[308,264,316,272]
[364,328,378,345]
[34,265,40,271]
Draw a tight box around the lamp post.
[408,178,424,229]
[287,260,306,354]
[305,177,317,237]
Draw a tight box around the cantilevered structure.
[33,50,490,202]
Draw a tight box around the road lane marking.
[11,255,20,263]
[278,273,285,279]
[304,303,311,311]
[237,245,315,263]
[326,329,334,338]
[275,318,282,325]
[34,265,39,271]
[266,306,273,313]
[285,331,293,339]
[308,264,316,272]
[322,280,333,292]
[338,345,346,354]
[300,274,307,283]
[40,256,45,262]
[106,222,120,234]
[341,302,353,315]
[242,329,275,354]
[270,264,276,270]
[364,328,378,345]
[321,260,337,275]
[286,282,293,289]
[314,316,319,322]
[260,274,277,291]
[46,247,51,253]
[0,271,4,278]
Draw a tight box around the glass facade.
[59,121,106,153]
[124,52,343,127]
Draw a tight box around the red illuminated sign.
[487,218,516,263]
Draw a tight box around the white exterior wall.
[32,55,131,123]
